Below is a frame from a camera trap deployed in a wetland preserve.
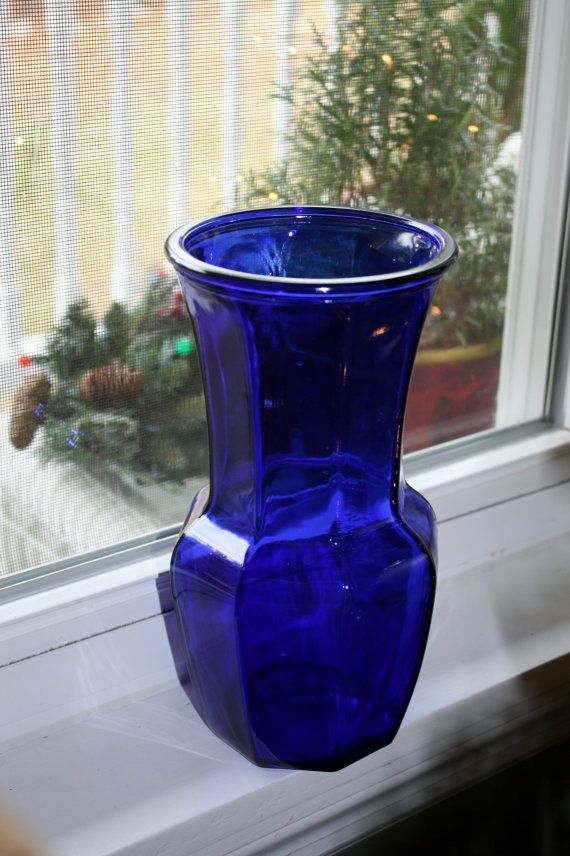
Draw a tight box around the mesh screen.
[1,0,530,577]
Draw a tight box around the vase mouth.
[165,205,458,294]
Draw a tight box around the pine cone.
[9,372,51,449]
[79,363,144,408]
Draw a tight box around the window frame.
[496,0,570,428]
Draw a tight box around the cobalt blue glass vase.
[165,206,457,771]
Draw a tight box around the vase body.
[166,206,457,771]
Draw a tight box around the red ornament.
[18,355,33,367]
[169,287,184,317]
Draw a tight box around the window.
[0,0,568,582]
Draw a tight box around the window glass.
[1,0,531,577]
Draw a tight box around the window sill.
[0,426,569,855]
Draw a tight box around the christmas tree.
[11,271,208,485]
[242,0,528,348]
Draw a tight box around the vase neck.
[188,285,436,536]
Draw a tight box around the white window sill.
[0,427,569,855]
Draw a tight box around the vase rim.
[165,205,458,294]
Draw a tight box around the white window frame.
[0,1,569,854]
[496,0,570,427]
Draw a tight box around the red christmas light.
[18,355,33,367]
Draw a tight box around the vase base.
[250,738,395,772]
[173,510,435,771]
[245,661,397,770]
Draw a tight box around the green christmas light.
[175,336,194,357]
